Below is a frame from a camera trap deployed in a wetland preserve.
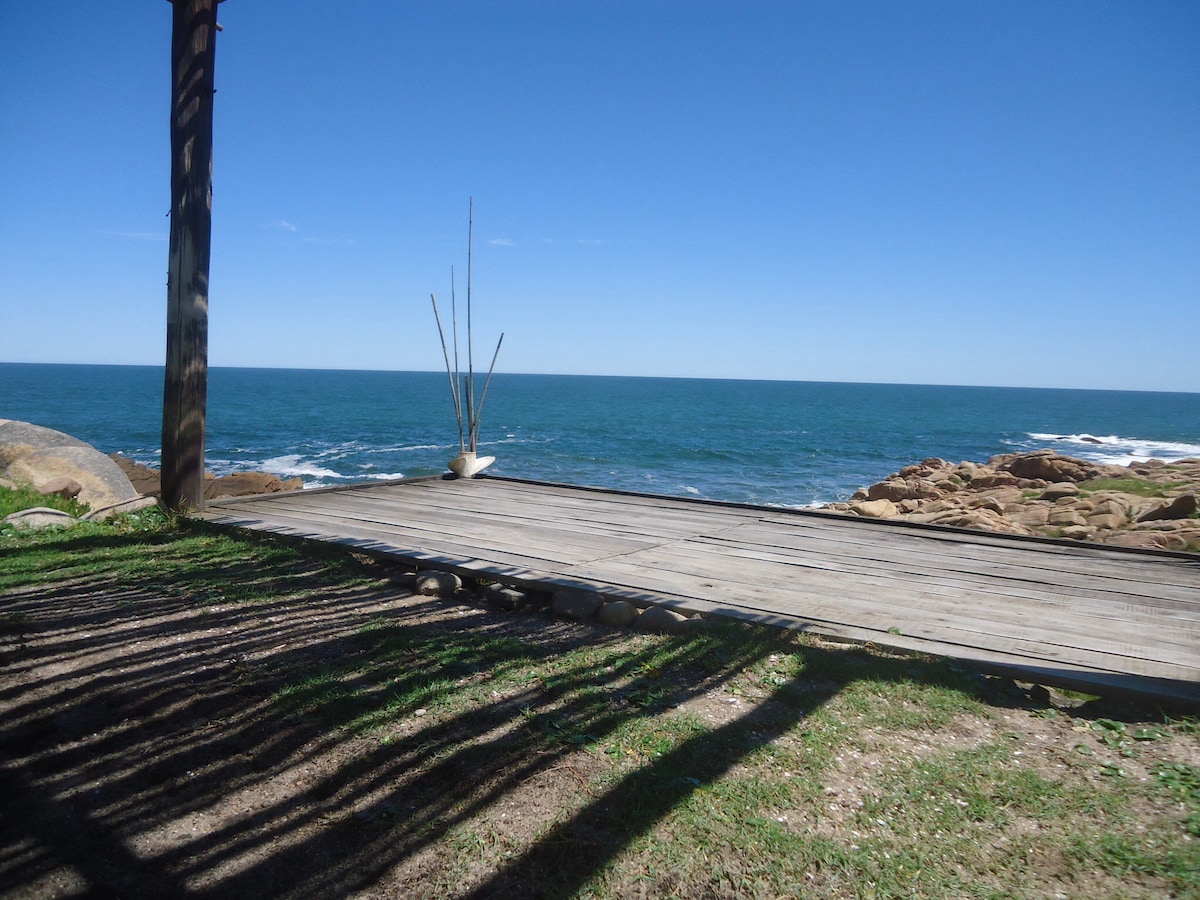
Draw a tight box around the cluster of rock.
[0,420,158,527]
[109,455,303,501]
[1,419,303,530]
[822,449,1200,552]
[408,569,707,635]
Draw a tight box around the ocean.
[3,363,1199,508]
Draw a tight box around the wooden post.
[162,0,219,511]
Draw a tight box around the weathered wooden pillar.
[162,0,219,511]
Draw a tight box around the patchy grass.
[2,518,1198,899]
[1156,761,1200,835]
[0,506,373,602]
[0,482,89,519]
[1079,477,1188,498]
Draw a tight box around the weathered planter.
[448,451,495,478]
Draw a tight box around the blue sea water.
[3,363,1199,507]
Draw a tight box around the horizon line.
[1,360,1197,396]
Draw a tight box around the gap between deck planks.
[197,475,1200,705]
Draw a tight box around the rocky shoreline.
[0,420,306,529]
[113,447,1200,554]
[5,419,1197,552]
[109,454,304,501]
[822,448,1200,552]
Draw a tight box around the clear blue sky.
[1,1,1197,391]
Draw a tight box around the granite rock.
[634,605,692,634]
[822,451,1200,552]
[0,421,140,511]
[596,600,640,627]
[553,587,605,621]
[414,571,462,597]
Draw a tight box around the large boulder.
[961,472,1020,489]
[110,454,162,497]
[1137,493,1198,523]
[552,587,605,621]
[866,478,942,502]
[0,419,91,467]
[0,420,141,511]
[1047,506,1089,528]
[110,455,304,500]
[997,450,1098,484]
[1039,482,1079,501]
[414,570,462,597]
[596,600,640,627]
[3,507,81,530]
[634,605,694,634]
[205,471,300,499]
[1103,531,1167,550]
[851,498,899,519]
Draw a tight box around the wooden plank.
[472,569,1200,695]
[564,550,1200,671]
[281,489,693,544]
[200,506,614,573]
[246,489,1200,624]
[231,494,676,564]
[206,480,1200,628]
[677,527,1200,616]
[739,514,1200,591]
[208,504,1200,673]
[449,481,1186,574]
[442,481,1200,594]
[371,481,755,538]
[211,494,664,564]
[612,537,1199,642]
[645,533,1200,633]
[204,487,1200,633]
[199,477,1200,703]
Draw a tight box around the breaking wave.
[259,455,344,480]
[1026,433,1200,466]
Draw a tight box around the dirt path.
[0,558,596,898]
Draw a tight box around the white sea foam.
[307,440,443,459]
[1027,433,1200,466]
[314,442,371,459]
[332,442,448,455]
[260,454,343,480]
[204,457,240,476]
[484,435,553,447]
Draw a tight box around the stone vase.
[448,451,495,478]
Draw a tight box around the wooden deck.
[197,476,1200,705]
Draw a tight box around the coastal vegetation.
[3,514,1198,898]
[1079,476,1190,498]
[0,483,89,520]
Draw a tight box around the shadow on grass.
[0,525,1126,898]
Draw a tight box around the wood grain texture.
[198,475,1200,703]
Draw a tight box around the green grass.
[4,516,1199,898]
[1156,762,1200,835]
[1079,477,1187,498]
[0,505,373,602]
[0,482,90,519]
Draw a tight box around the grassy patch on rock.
[1079,477,1188,498]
